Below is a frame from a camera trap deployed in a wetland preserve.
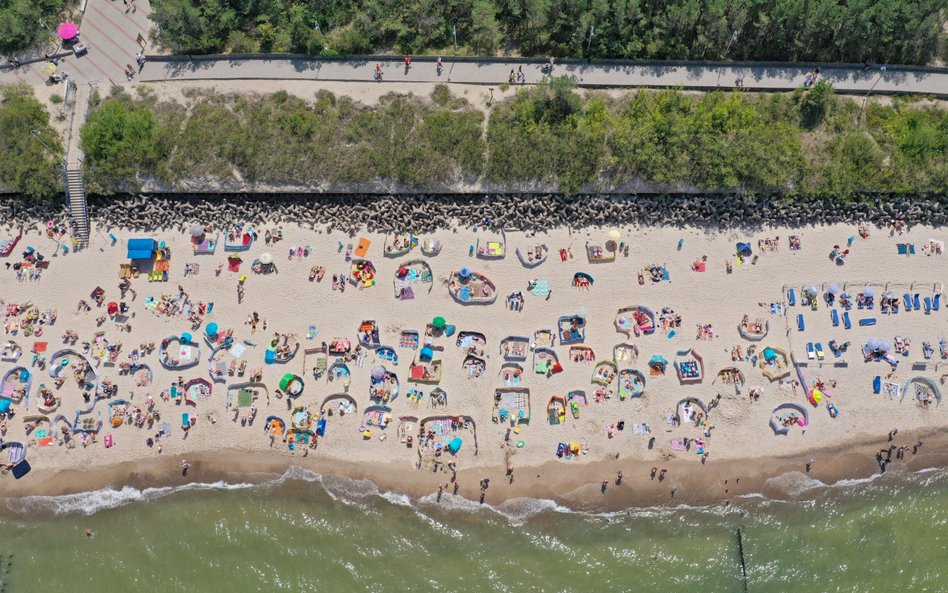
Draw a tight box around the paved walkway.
[135,58,947,97]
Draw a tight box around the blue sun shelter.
[127,238,157,260]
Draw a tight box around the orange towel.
[355,237,371,258]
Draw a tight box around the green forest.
[149,0,948,64]
[77,81,947,196]
[0,84,64,199]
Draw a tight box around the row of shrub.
[1,82,944,199]
[76,81,946,196]
[0,85,63,199]
[149,0,948,65]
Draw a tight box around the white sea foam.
[5,480,254,516]
[763,471,827,496]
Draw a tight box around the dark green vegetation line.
[148,0,948,65]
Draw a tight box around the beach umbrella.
[58,22,79,40]
[805,285,819,296]
[189,224,205,237]
[608,229,621,242]
[371,365,386,380]
[41,62,56,76]
[458,267,471,280]
[259,253,273,265]
[883,291,894,299]
[575,306,590,318]
[420,346,434,362]
[826,283,840,295]
[205,322,218,337]
[862,286,875,297]
[432,316,446,330]
[448,437,462,453]
[181,332,192,343]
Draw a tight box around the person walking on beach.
[601,480,608,493]
[806,459,814,472]
[180,459,190,476]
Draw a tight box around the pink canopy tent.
[58,22,79,40]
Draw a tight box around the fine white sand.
[1,218,945,494]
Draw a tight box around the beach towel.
[670,439,686,451]
[529,279,550,297]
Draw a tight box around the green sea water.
[0,467,945,593]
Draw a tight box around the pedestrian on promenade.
[404,55,411,73]
[436,57,443,76]
[508,69,516,83]
[736,70,744,88]
[374,63,383,81]
[517,65,524,83]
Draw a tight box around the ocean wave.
[3,480,255,516]
[7,463,945,519]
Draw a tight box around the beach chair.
[934,294,941,311]
[815,343,825,361]
[910,244,916,255]
[903,293,912,310]
[859,318,877,326]
[843,312,852,330]
[831,309,839,327]
[924,297,932,314]
[872,376,881,394]
[913,293,921,310]
[897,243,907,255]
[806,342,815,360]
[829,340,842,357]
[787,288,796,306]
[797,314,804,331]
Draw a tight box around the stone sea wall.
[1,193,946,233]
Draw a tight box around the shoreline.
[4,427,945,514]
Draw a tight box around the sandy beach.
[1,214,945,508]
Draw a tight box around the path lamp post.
[716,31,738,87]
[30,130,65,170]
[860,65,886,123]
[723,31,738,59]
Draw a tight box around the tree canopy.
[0,0,70,54]
[149,0,947,65]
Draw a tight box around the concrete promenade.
[134,56,948,97]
